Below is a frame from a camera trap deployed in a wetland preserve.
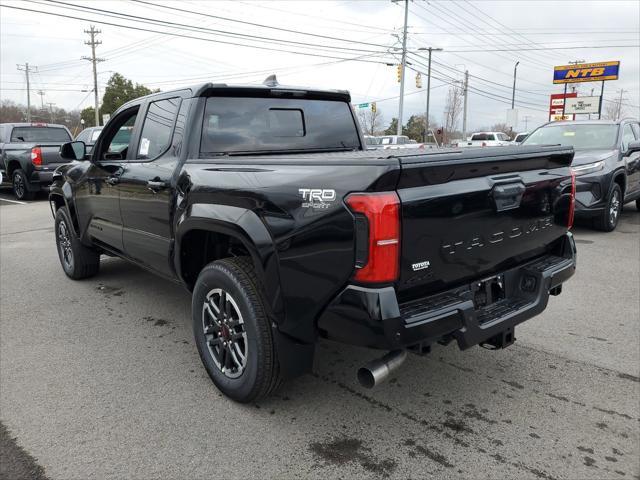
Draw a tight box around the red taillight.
[31,147,42,166]
[568,171,576,229]
[345,192,400,283]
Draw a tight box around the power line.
[1,4,396,66]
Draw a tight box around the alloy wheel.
[202,288,248,379]
[609,189,621,227]
[57,220,74,270]
[13,173,25,199]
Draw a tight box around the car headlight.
[571,160,605,176]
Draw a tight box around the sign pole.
[598,80,604,120]
[562,84,567,117]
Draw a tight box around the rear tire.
[192,257,281,403]
[593,183,622,232]
[12,169,35,200]
[55,207,100,279]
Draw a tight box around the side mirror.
[626,139,640,156]
[60,141,86,161]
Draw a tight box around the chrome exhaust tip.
[357,350,407,389]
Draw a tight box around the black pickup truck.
[0,122,73,199]
[50,78,577,402]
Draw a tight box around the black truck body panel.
[50,82,577,378]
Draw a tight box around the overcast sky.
[1,0,639,132]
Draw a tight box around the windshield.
[200,97,360,154]
[522,124,619,150]
[10,126,71,143]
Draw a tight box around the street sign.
[356,103,369,108]
[565,96,600,115]
[550,115,573,122]
[553,61,620,84]
[102,113,111,124]
[549,93,576,120]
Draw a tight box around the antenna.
[263,74,278,87]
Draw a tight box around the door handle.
[106,176,119,185]
[147,180,167,192]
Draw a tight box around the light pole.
[418,47,443,143]
[511,61,520,109]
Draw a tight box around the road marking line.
[0,198,27,205]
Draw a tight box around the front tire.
[55,207,100,279]
[593,183,622,232]
[12,169,35,200]
[192,257,281,403]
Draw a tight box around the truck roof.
[118,75,351,111]
[0,122,69,128]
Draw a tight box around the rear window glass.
[10,127,71,143]
[471,133,495,141]
[200,97,359,155]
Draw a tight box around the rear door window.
[200,97,359,155]
[471,133,495,141]
[10,127,71,143]
[137,98,181,160]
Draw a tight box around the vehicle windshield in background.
[200,97,360,154]
[523,124,619,150]
[514,133,528,142]
[471,133,496,141]
[10,127,71,143]
[364,137,380,146]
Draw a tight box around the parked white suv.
[457,132,511,148]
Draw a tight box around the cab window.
[97,107,139,161]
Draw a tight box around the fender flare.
[174,203,285,323]
[49,180,80,236]
[611,169,627,195]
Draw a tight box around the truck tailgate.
[37,144,67,165]
[395,146,574,299]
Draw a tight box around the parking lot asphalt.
[1,191,639,480]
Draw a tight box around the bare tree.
[357,108,384,136]
[443,85,463,143]
[603,99,626,120]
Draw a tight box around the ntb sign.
[553,61,620,84]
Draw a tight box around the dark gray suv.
[522,119,640,231]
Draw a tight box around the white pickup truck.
[456,132,511,148]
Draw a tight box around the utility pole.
[37,90,45,110]
[418,47,443,143]
[615,89,627,120]
[16,63,37,122]
[82,25,104,127]
[567,59,585,96]
[462,70,469,141]
[511,61,519,109]
[396,0,409,136]
[46,103,56,123]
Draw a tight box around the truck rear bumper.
[317,233,576,351]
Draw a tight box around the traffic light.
[396,65,402,83]
[371,102,377,113]
[415,72,422,88]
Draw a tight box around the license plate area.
[471,274,505,309]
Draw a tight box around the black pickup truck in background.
[0,123,73,200]
[49,78,577,402]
